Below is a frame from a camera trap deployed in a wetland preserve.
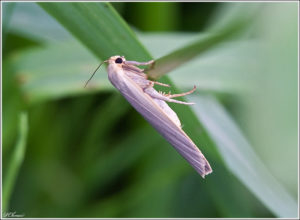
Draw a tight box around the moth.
[85,55,212,178]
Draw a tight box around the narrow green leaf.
[38,2,151,61]
[189,94,297,218]
[3,112,28,212]
[12,40,111,104]
[12,35,256,105]
[140,32,259,93]
[147,3,259,79]
[3,2,16,37]
[6,2,72,43]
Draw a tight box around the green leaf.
[189,94,297,218]
[146,3,260,79]
[12,33,257,106]
[140,32,258,93]
[38,2,151,61]
[12,34,255,105]
[3,2,16,38]
[6,2,71,43]
[3,112,28,212]
[12,40,112,104]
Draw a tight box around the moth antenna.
[84,61,106,88]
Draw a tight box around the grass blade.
[3,112,28,212]
[12,40,112,104]
[6,2,72,43]
[189,94,297,218]
[147,3,259,79]
[38,2,151,61]
[140,32,258,93]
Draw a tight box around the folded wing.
[108,69,212,177]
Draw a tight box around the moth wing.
[108,69,212,177]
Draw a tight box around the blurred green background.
[2,2,298,218]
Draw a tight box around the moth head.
[84,55,125,88]
[108,55,126,65]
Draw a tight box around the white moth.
[85,55,212,178]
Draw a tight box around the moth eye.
[115,57,123,64]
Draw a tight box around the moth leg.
[124,60,154,66]
[166,86,196,98]
[150,81,170,87]
[144,87,195,105]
